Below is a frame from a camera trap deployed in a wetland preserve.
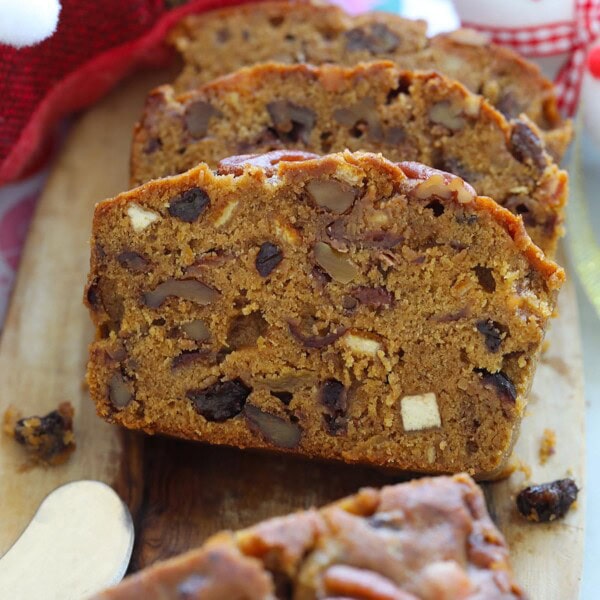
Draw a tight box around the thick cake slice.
[131,62,568,255]
[85,151,564,478]
[167,0,570,159]
[94,474,525,599]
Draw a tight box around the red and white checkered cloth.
[462,0,600,116]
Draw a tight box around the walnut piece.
[144,279,220,308]
[244,405,302,448]
[429,101,466,131]
[313,242,359,284]
[182,319,211,341]
[306,179,357,214]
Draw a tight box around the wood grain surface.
[0,70,586,597]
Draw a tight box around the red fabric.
[462,0,600,116]
[0,0,254,184]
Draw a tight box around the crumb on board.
[3,402,76,466]
[541,339,551,354]
[514,458,532,480]
[539,428,557,465]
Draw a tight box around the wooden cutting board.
[0,69,586,597]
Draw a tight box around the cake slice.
[85,151,564,479]
[94,474,525,599]
[131,62,568,255]
[167,0,570,159]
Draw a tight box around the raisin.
[168,188,210,223]
[516,479,578,522]
[425,199,445,217]
[475,369,517,403]
[86,279,102,311]
[184,101,221,138]
[172,349,211,369]
[12,402,75,464]
[320,379,348,435]
[255,242,283,277]
[289,322,347,349]
[117,251,149,272]
[351,286,393,307]
[271,391,293,405]
[187,379,251,422]
[509,120,547,171]
[143,137,162,154]
[476,320,506,352]
[473,266,496,292]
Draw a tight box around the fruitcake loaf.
[94,474,525,599]
[167,0,570,159]
[85,151,564,479]
[131,62,568,255]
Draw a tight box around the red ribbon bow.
[463,0,600,116]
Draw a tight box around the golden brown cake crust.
[166,0,570,158]
[93,474,525,599]
[130,62,568,255]
[86,151,563,478]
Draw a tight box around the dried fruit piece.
[182,319,211,342]
[266,100,316,143]
[244,404,302,448]
[109,373,133,409]
[351,286,393,307]
[341,332,381,356]
[320,379,347,435]
[509,120,547,171]
[271,391,293,405]
[476,320,506,352]
[425,199,445,217]
[344,23,400,53]
[127,203,160,232]
[255,242,283,277]
[144,279,220,308]
[117,251,149,272]
[5,402,75,465]
[429,101,466,131]
[184,100,221,138]
[313,242,359,284]
[172,349,211,369]
[187,379,251,422]
[288,322,347,349]
[475,369,517,403]
[306,179,357,214]
[168,188,210,223]
[473,266,496,293]
[400,393,441,432]
[516,479,578,522]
